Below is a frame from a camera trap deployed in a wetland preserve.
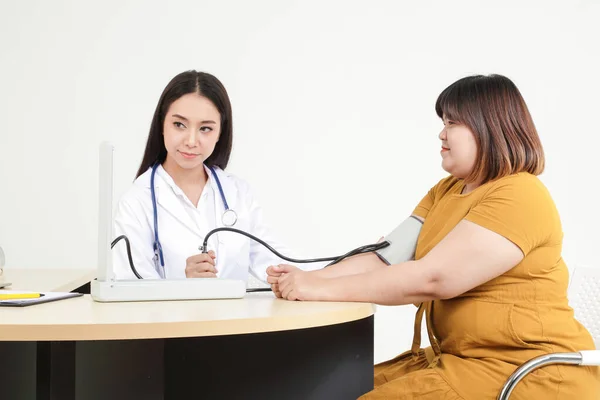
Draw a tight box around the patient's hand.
[266,264,299,298]
[277,265,329,301]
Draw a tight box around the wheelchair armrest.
[497,351,591,400]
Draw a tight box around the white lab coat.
[113,165,324,282]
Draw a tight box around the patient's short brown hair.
[435,74,545,184]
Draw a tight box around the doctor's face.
[162,93,221,171]
[438,116,478,179]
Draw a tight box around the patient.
[267,74,600,399]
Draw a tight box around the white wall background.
[1,0,598,363]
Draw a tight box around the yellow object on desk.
[0,292,42,300]
[0,291,81,307]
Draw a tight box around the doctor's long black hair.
[135,70,233,178]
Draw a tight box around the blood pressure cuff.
[374,216,423,265]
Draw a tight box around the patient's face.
[438,116,477,179]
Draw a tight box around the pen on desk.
[0,292,44,300]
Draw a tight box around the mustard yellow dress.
[360,173,600,399]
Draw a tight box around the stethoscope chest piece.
[222,209,238,227]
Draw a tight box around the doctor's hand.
[266,264,299,298]
[276,265,330,301]
[185,251,218,278]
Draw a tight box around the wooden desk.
[0,268,95,292]
[0,293,375,400]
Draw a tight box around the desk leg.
[36,341,76,399]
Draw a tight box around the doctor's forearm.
[314,252,387,279]
[322,260,440,305]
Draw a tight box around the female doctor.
[113,70,306,282]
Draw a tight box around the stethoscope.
[150,163,238,273]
